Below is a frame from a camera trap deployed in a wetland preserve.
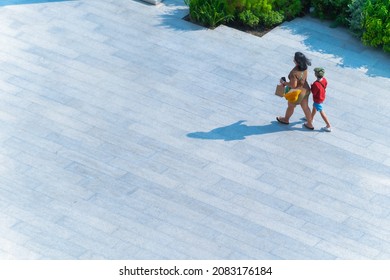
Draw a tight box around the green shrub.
[185,0,234,28]
[227,0,272,14]
[225,0,281,27]
[239,10,260,27]
[300,0,312,14]
[273,0,303,20]
[186,0,289,30]
[361,0,390,53]
[258,10,284,27]
[311,0,352,26]
[347,0,365,37]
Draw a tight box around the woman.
[276,52,314,130]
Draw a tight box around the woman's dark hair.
[294,52,311,71]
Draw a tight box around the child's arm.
[311,83,318,97]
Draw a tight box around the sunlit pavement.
[1,0,390,259]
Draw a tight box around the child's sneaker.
[322,126,332,132]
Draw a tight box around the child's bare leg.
[320,111,331,128]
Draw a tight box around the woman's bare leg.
[300,98,313,128]
[311,107,317,121]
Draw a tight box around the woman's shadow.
[187,120,303,141]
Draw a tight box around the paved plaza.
[1,0,390,259]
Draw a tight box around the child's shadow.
[187,120,303,141]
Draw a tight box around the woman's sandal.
[303,122,314,130]
[276,117,289,125]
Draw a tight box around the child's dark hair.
[294,52,311,71]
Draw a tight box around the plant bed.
[224,19,276,37]
[182,0,300,37]
[183,14,277,37]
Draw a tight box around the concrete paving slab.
[0,0,390,259]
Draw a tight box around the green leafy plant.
[300,0,312,14]
[361,0,390,52]
[185,0,234,28]
[230,0,283,28]
[273,0,303,20]
[235,0,272,10]
[347,0,365,37]
[227,0,272,15]
[186,0,291,31]
[311,0,352,26]
[238,10,260,27]
[258,10,284,27]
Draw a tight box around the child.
[311,67,332,132]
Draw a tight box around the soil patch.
[183,15,276,37]
[224,20,274,37]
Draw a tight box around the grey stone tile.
[303,223,381,259]
[1,0,390,261]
